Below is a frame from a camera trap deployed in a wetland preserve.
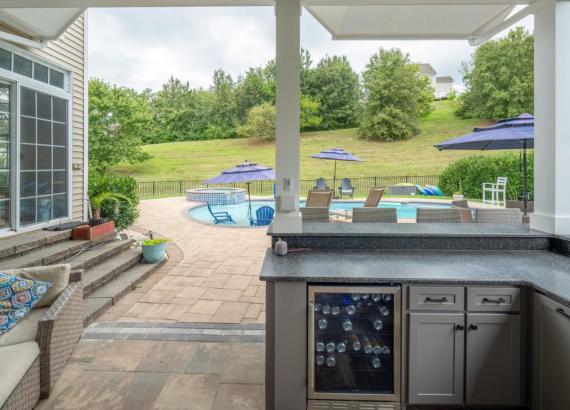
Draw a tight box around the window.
[19,87,68,226]
[0,47,66,90]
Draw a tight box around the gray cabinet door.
[533,293,570,410]
[466,313,521,406]
[408,313,464,405]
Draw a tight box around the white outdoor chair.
[482,177,507,207]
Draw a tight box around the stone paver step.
[84,259,165,325]
[82,248,142,295]
[69,239,134,272]
[83,297,112,327]
[0,238,92,270]
[0,229,72,260]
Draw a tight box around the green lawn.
[112,101,490,181]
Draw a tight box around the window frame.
[0,44,72,234]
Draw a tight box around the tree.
[305,55,361,130]
[455,27,534,120]
[300,95,322,130]
[88,79,152,174]
[358,48,434,141]
[207,69,239,139]
[234,64,276,121]
[237,102,276,142]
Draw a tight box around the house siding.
[0,15,87,222]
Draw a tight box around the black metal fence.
[137,175,440,199]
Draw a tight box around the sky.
[88,7,533,92]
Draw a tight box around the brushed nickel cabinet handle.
[425,297,448,303]
[482,297,506,304]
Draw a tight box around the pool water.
[188,200,451,227]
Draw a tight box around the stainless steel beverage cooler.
[308,286,401,409]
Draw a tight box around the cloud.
[88,7,533,91]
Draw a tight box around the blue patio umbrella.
[205,161,275,218]
[311,148,364,192]
[435,113,534,216]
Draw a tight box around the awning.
[0,8,85,40]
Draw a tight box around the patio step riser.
[0,230,71,260]
[70,239,134,272]
[83,259,166,326]
[83,250,142,295]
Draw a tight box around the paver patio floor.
[99,196,271,325]
[37,197,269,409]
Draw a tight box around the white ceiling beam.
[468,0,548,45]
[0,0,274,7]
[306,0,530,5]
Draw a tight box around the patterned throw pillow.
[0,272,52,336]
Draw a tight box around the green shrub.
[142,239,168,246]
[88,173,139,229]
[357,106,418,141]
[237,102,276,142]
[438,152,534,200]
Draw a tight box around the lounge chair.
[338,178,355,198]
[314,178,329,191]
[250,206,274,227]
[364,188,385,208]
[483,176,508,207]
[207,203,234,224]
[416,208,464,223]
[353,207,397,223]
[300,207,330,222]
[475,208,523,224]
[306,190,333,208]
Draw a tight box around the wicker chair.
[306,190,333,208]
[475,208,523,224]
[353,207,397,223]
[416,208,464,223]
[300,207,330,222]
[1,266,84,404]
[364,188,385,208]
[452,199,469,209]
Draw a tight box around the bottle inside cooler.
[312,289,396,395]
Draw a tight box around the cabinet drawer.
[467,287,520,312]
[409,286,464,311]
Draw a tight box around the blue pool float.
[420,186,435,195]
[427,185,445,196]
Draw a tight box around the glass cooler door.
[308,286,401,402]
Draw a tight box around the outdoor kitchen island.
[261,223,570,410]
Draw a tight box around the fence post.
[152,181,156,197]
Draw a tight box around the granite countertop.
[260,249,570,306]
[268,222,551,237]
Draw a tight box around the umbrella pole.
[522,140,529,218]
[333,160,337,196]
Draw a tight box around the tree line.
[89,28,534,174]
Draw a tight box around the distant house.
[418,63,437,88]
[436,76,455,98]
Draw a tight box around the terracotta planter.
[72,220,115,240]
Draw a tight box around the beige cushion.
[0,341,40,406]
[0,308,48,347]
[4,264,70,307]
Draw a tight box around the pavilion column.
[273,0,302,234]
[531,0,570,235]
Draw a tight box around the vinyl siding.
[0,15,87,222]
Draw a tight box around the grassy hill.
[112,101,490,181]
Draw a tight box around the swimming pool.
[188,200,451,227]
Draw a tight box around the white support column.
[273,0,302,233]
[532,0,570,235]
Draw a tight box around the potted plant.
[141,238,168,263]
[453,180,465,201]
[73,192,131,240]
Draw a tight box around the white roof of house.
[418,63,437,77]
[436,76,454,83]
[0,0,540,44]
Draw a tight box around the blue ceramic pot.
[142,242,167,263]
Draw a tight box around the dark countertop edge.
[260,275,569,307]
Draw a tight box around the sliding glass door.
[19,87,69,227]
[0,82,10,230]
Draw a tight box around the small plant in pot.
[452,180,465,201]
[141,238,168,264]
[90,192,131,226]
